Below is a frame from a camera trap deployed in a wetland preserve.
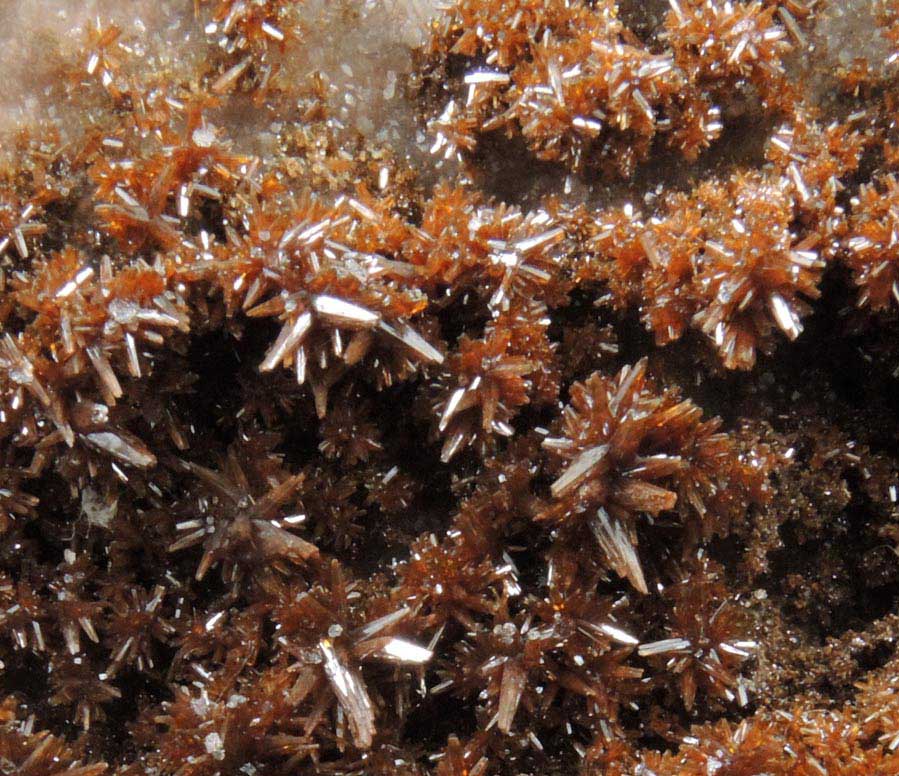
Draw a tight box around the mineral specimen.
[1,1,899,775]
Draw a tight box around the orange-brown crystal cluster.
[578,111,868,368]
[426,0,793,175]
[2,1,899,775]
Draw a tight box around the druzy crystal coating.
[1,1,899,774]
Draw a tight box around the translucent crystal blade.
[319,638,376,749]
[313,295,380,328]
[590,508,648,594]
[551,444,609,499]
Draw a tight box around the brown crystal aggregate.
[3,1,899,774]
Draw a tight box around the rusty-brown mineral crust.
[4,0,899,773]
